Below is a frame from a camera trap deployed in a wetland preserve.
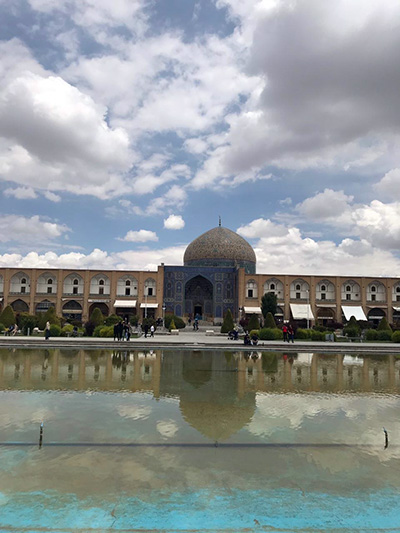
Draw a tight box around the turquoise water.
[0,349,399,532]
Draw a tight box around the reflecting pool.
[0,348,400,532]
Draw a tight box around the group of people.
[243,332,259,346]
[5,324,18,336]
[113,320,132,341]
[282,324,295,343]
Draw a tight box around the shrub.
[263,312,276,329]
[48,324,61,337]
[259,328,276,340]
[89,308,104,327]
[310,330,325,341]
[99,326,114,337]
[377,317,392,332]
[365,329,378,341]
[221,309,235,333]
[105,314,120,326]
[0,323,4,333]
[93,325,103,337]
[0,305,15,328]
[296,328,310,339]
[61,324,74,337]
[17,313,37,335]
[273,328,283,340]
[249,329,259,338]
[344,326,359,339]
[344,316,360,336]
[165,315,185,329]
[247,314,261,332]
[392,331,400,343]
[43,306,61,327]
[377,330,392,341]
[169,318,176,331]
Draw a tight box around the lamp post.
[162,303,166,330]
[306,289,310,329]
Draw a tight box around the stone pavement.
[1,330,400,353]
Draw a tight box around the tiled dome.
[184,226,256,273]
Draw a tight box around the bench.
[205,330,214,336]
[170,329,179,335]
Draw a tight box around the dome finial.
[218,215,221,227]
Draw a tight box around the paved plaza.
[1,329,400,353]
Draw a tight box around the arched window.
[90,274,110,296]
[246,280,257,298]
[117,276,138,297]
[144,278,156,296]
[367,281,385,302]
[270,283,275,290]
[290,279,309,300]
[63,274,84,296]
[341,281,361,302]
[10,272,30,294]
[321,285,326,291]
[48,279,53,285]
[316,280,335,301]
[263,278,283,298]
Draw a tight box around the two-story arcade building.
[1,224,400,326]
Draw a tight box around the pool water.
[0,348,399,532]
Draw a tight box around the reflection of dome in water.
[184,226,256,274]
[180,397,255,441]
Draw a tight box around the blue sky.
[1,0,400,275]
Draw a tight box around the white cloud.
[0,245,186,271]
[43,191,61,202]
[296,189,354,221]
[164,215,185,230]
[237,217,400,276]
[118,230,158,243]
[375,168,400,200]
[4,187,37,199]
[0,43,134,199]
[0,215,69,244]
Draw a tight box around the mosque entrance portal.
[185,275,213,320]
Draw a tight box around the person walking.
[288,325,294,343]
[143,323,149,338]
[150,324,155,337]
[45,321,50,340]
[282,324,288,342]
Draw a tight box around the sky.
[1,0,400,276]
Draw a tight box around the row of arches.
[246,278,399,302]
[2,273,156,297]
[8,298,110,317]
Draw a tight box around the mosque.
[0,223,400,326]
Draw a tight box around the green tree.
[377,317,392,332]
[220,309,234,333]
[38,306,60,329]
[105,314,120,326]
[247,313,261,331]
[17,313,37,335]
[264,312,276,329]
[343,315,360,338]
[89,307,104,327]
[0,305,15,328]
[169,318,176,331]
[261,292,277,320]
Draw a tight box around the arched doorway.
[316,307,335,326]
[185,275,213,320]
[62,300,83,321]
[10,299,29,313]
[367,308,386,326]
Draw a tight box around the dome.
[184,226,256,274]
